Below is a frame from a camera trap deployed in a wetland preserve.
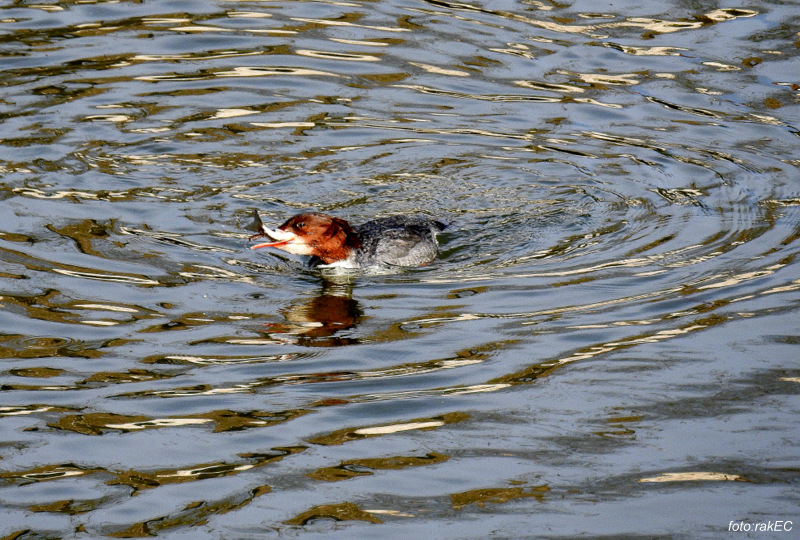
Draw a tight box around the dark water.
[1,0,799,537]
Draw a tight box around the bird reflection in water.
[262,279,364,347]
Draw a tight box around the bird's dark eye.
[296,222,306,229]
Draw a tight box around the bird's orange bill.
[251,239,291,249]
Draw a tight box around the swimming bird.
[248,210,446,268]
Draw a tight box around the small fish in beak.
[246,210,298,249]
[250,229,296,249]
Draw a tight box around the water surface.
[1,0,799,537]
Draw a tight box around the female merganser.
[248,210,446,268]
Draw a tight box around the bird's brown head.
[251,212,360,264]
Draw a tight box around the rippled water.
[1,0,799,537]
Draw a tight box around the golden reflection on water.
[307,452,449,482]
[285,502,382,525]
[106,447,305,492]
[103,484,273,537]
[450,485,549,510]
[639,472,744,483]
[113,349,491,398]
[307,412,469,445]
[50,409,312,435]
[0,405,73,417]
[414,2,758,39]
[0,464,102,485]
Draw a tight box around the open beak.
[250,227,296,250]
[247,210,297,249]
